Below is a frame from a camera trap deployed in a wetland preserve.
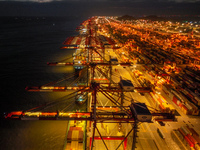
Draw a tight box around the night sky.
[0,0,200,17]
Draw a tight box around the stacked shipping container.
[172,126,200,150]
[162,84,199,115]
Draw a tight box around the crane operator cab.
[130,102,152,122]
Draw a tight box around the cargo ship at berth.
[64,120,86,150]
[7,16,197,150]
[75,92,87,105]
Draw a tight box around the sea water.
[0,16,86,150]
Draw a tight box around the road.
[108,47,182,150]
[87,44,200,150]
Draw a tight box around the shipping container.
[187,134,197,145]
[162,103,171,112]
[168,104,176,113]
[160,95,168,103]
[159,104,166,112]
[181,126,191,135]
[172,96,178,105]
[178,128,186,137]
[185,103,193,110]
[193,134,200,144]
[171,130,188,150]
[194,96,200,106]
[150,92,157,103]
[184,136,194,148]
[187,127,199,137]
[181,105,188,115]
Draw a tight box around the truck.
[157,128,165,139]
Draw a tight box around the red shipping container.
[159,104,166,112]
[172,96,178,105]
[187,127,199,137]
[187,134,198,145]
[179,102,182,107]
[157,98,163,104]
[184,135,194,147]
[193,134,200,144]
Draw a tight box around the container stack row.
[162,84,199,115]
[171,126,200,150]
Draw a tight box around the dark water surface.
[0,16,86,150]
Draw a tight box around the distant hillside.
[117,15,136,21]
[140,15,167,21]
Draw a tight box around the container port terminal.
[4,16,200,150]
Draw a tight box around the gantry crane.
[4,17,176,150]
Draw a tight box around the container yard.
[3,16,200,150]
[172,126,200,150]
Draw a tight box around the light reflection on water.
[1,120,68,150]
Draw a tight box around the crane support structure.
[4,16,177,150]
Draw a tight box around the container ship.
[75,92,87,105]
